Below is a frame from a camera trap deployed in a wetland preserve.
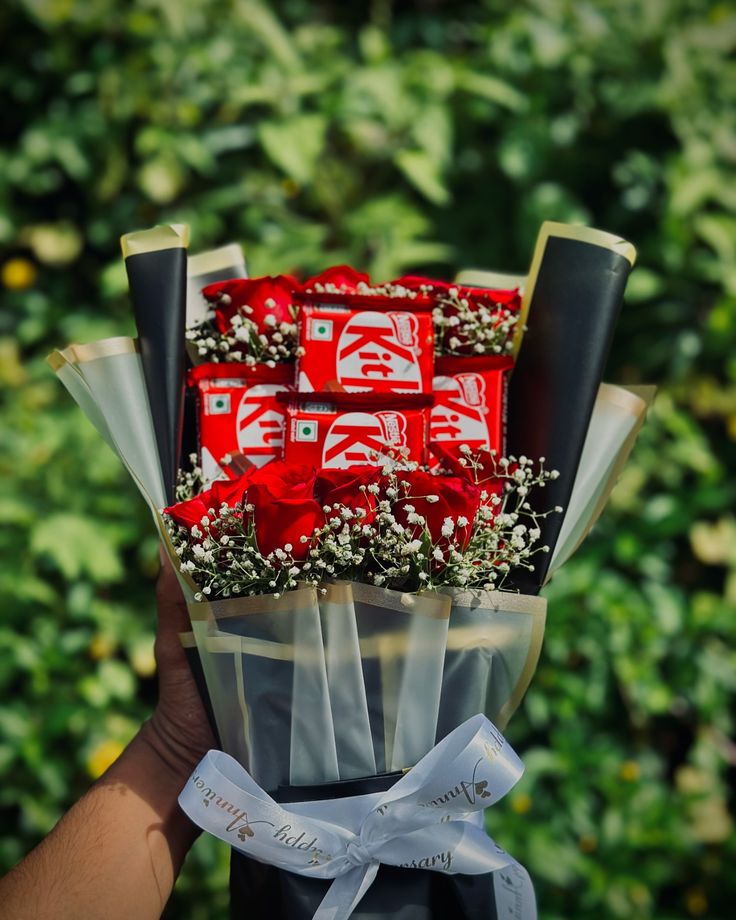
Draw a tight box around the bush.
[1,1,734,917]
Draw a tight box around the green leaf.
[30,514,124,583]
[394,149,450,206]
[457,70,528,112]
[258,114,328,185]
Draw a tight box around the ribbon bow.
[179,714,536,919]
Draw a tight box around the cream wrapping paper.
[186,242,247,326]
[547,383,655,577]
[48,338,167,511]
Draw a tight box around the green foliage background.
[1,0,735,917]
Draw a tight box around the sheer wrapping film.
[318,583,376,778]
[196,588,339,790]
[437,590,547,739]
[344,583,450,773]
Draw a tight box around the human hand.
[142,549,215,778]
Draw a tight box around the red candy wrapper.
[296,304,434,395]
[279,392,432,469]
[429,355,513,466]
[189,363,295,484]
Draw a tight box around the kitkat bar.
[279,392,432,469]
[429,355,513,465]
[189,363,294,485]
[296,304,434,394]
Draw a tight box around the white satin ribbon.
[179,714,536,920]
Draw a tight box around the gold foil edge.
[188,243,245,278]
[454,269,526,291]
[439,587,547,615]
[514,221,638,356]
[121,224,190,259]
[67,337,140,365]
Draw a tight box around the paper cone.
[48,337,167,511]
[121,224,189,505]
[186,242,247,326]
[506,222,637,592]
[546,383,655,576]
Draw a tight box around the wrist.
[141,711,211,782]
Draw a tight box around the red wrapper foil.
[188,363,295,484]
[296,304,434,394]
[278,392,432,469]
[429,355,513,466]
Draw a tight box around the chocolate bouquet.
[49,221,652,920]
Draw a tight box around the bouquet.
[49,220,652,919]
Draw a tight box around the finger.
[155,547,190,635]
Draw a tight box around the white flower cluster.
[304,281,420,299]
[424,286,519,356]
[185,294,298,365]
[166,450,560,602]
[175,454,205,502]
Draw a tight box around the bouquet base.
[228,771,501,918]
[229,853,499,919]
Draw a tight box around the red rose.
[164,494,210,532]
[396,469,481,550]
[229,461,321,559]
[202,275,297,336]
[314,466,382,522]
[164,473,249,534]
[245,460,317,500]
[246,483,324,560]
[301,265,371,293]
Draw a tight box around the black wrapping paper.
[506,222,636,593]
[121,224,188,505]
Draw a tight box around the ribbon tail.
[313,863,380,920]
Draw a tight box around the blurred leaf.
[258,114,327,185]
[394,149,450,205]
[30,515,123,583]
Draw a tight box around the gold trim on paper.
[47,350,67,372]
[514,221,638,357]
[121,224,190,259]
[599,382,649,416]
[188,243,244,278]
[319,581,355,605]
[454,270,526,291]
[623,384,657,408]
[49,339,139,369]
[440,587,547,616]
[206,586,319,621]
[205,634,295,661]
[68,337,139,365]
[351,582,451,620]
